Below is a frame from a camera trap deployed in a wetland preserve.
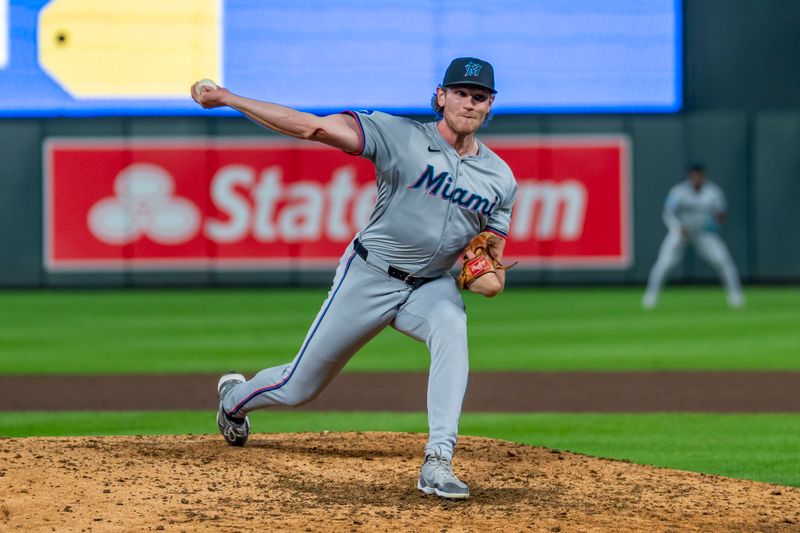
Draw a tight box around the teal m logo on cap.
[464,61,482,77]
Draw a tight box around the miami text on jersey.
[409,164,499,216]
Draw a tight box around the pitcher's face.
[437,85,494,135]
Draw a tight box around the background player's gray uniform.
[644,179,744,307]
[221,111,518,460]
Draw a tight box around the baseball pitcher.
[192,57,518,499]
[643,163,744,309]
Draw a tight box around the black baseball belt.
[353,238,437,289]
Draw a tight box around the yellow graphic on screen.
[38,0,222,98]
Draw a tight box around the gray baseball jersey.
[221,111,518,461]
[664,180,726,234]
[348,110,517,276]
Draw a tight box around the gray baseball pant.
[221,239,469,461]
[645,229,743,305]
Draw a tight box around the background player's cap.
[442,57,496,93]
[688,162,706,173]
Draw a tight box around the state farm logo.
[83,161,377,247]
[204,164,376,243]
[85,162,583,247]
[46,137,629,270]
[87,164,201,245]
[513,180,586,240]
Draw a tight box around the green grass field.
[1,286,798,486]
[1,411,797,487]
[1,286,798,374]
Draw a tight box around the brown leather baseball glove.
[456,232,516,289]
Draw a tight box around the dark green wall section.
[753,113,800,280]
[0,120,43,286]
[685,0,800,111]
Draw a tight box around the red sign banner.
[44,137,630,271]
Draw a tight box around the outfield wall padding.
[0,111,798,287]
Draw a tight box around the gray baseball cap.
[442,57,496,94]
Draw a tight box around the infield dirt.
[1,432,798,532]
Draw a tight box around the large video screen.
[2,0,681,116]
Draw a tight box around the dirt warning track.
[2,371,800,412]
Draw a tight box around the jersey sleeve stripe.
[484,226,508,238]
[341,111,365,156]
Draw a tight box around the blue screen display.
[0,0,681,116]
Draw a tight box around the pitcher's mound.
[1,432,798,531]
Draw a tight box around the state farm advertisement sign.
[44,137,630,271]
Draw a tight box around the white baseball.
[195,78,218,91]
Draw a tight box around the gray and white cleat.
[216,373,250,447]
[417,453,469,499]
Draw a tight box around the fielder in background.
[191,57,518,500]
[643,163,744,309]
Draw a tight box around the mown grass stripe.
[1,411,798,487]
[0,287,798,374]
